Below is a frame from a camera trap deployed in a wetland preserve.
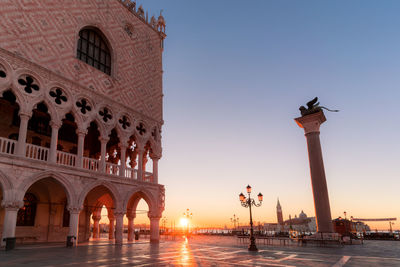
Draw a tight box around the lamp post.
[239,185,263,252]
[183,209,192,236]
[231,214,239,232]
[161,217,167,233]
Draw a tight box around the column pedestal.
[127,214,136,241]
[295,111,334,233]
[115,212,124,245]
[1,202,22,247]
[108,217,115,239]
[92,215,101,239]
[149,216,161,243]
[68,208,81,246]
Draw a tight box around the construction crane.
[351,217,397,233]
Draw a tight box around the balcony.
[0,136,154,182]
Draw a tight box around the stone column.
[49,121,61,163]
[1,201,23,247]
[16,113,31,156]
[108,217,115,239]
[99,137,109,173]
[76,129,86,168]
[119,143,127,177]
[114,212,124,245]
[137,146,144,181]
[151,157,159,184]
[127,214,136,241]
[68,207,81,246]
[92,215,101,239]
[295,111,333,233]
[149,215,161,243]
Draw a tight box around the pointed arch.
[30,99,59,123]
[123,188,157,215]
[77,180,122,211]
[0,169,13,193]
[17,171,76,207]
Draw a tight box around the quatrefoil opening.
[18,76,40,94]
[76,99,92,115]
[119,116,131,130]
[0,70,6,78]
[49,88,67,105]
[136,123,146,135]
[99,107,112,122]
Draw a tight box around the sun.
[180,218,189,227]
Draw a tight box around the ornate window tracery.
[49,88,67,105]
[17,193,37,226]
[18,76,40,94]
[77,28,111,75]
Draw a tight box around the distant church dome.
[299,210,307,219]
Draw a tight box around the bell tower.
[277,198,284,226]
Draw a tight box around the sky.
[131,0,400,231]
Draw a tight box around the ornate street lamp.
[239,185,263,251]
[231,214,239,231]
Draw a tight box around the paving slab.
[1,236,400,266]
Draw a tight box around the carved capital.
[76,128,88,137]
[99,136,110,144]
[294,111,326,135]
[2,200,24,210]
[18,111,32,120]
[67,206,82,214]
[50,120,62,129]
[114,211,125,218]
[92,215,101,221]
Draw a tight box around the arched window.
[63,202,70,227]
[77,28,111,75]
[17,193,37,226]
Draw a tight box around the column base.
[304,232,340,240]
[248,243,258,252]
[150,238,160,243]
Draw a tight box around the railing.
[0,137,17,155]
[26,143,49,161]
[57,151,76,167]
[83,157,100,171]
[125,167,137,179]
[105,162,120,176]
[144,172,153,183]
[0,137,155,183]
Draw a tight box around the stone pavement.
[1,236,400,266]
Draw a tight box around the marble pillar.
[295,111,334,233]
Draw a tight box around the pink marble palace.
[0,0,166,247]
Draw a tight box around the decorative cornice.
[117,0,166,38]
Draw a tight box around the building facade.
[0,0,166,246]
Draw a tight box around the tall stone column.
[119,143,127,177]
[1,201,23,247]
[16,113,31,156]
[68,207,81,246]
[49,121,61,163]
[108,217,115,239]
[137,146,144,181]
[127,214,136,241]
[149,215,161,243]
[92,215,101,239]
[76,129,86,168]
[114,212,124,245]
[151,157,159,184]
[295,111,333,233]
[99,137,109,173]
